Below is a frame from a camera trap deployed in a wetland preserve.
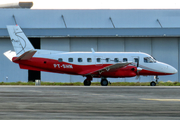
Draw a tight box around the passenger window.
[68,58,73,62]
[134,58,138,63]
[87,58,92,62]
[58,58,63,62]
[114,58,119,62]
[78,58,83,62]
[123,58,127,62]
[97,58,101,62]
[106,58,110,62]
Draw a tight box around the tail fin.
[7,25,34,56]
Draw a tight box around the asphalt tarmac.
[0,86,180,120]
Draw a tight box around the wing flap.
[79,62,132,75]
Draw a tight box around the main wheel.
[150,81,156,86]
[84,80,91,86]
[101,79,108,86]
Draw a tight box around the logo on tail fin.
[7,25,35,56]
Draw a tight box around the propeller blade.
[137,58,139,67]
[136,75,140,80]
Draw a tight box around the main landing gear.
[150,75,159,86]
[101,77,108,86]
[84,80,91,86]
[83,76,92,86]
[83,76,110,86]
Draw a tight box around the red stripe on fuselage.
[12,57,173,77]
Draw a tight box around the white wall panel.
[41,38,70,82]
[0,39,28,82]
[152,38,178,82]
[97,38,124,52]
[125,38,152,54]
[70,38,97,52]
[125,38,152,82]
[41,38,70,51]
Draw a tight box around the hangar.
[0,6,180,83]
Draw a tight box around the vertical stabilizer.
[7,25,34,56]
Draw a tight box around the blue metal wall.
[0,9,179,83]
[1,9,180,28]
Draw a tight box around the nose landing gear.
[150,75,159,86]
[150,81,156,86]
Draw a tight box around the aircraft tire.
[84,80,91,86]
[101,79,108,86]
[150,81,156,86]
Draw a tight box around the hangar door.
[28,38,41,82]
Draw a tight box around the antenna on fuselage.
[91,48,95,53]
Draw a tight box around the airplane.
[4,25,178,86]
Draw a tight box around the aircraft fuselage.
[13,50,177,78]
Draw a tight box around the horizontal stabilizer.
[13,49,37,61]
[3,50,17,61]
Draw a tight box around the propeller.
[135,57,142,80]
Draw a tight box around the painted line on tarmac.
[140,98,180,101]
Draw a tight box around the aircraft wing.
[79,62,132,75]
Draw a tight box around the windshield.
[144,57,156,63]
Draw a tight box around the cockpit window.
[144,57,156,63]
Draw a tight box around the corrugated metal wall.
[2,9,180,28]
[0,39,28,82]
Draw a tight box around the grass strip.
[0,81,179,86]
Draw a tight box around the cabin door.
[131,56,139,67]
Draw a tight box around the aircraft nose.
[168,65,178,74]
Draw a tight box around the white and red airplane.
[4,25,177,86]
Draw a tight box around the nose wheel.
[150,76,159,86]
[150,81,156,86]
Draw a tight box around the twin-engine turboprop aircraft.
[4,25,177,86]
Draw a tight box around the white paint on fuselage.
[34,49,177,74]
